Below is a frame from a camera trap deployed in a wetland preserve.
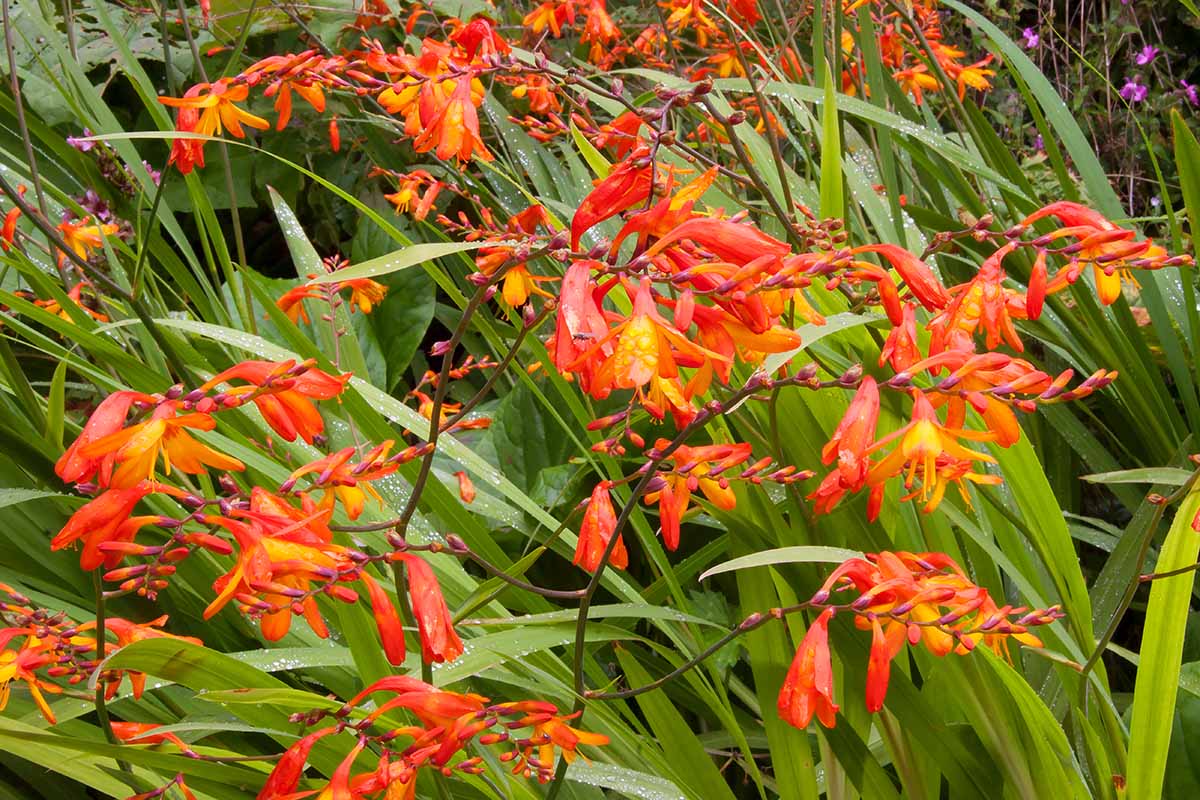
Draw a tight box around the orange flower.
[56,390,156,485]
[159,79,270,139]
[411,75,492,163]
[0,184,24,250]
[879,302,921,371]
[282,441,398,519]
[571,278,729,403]
[777,608,838,729]
[160,79,270,173]
[56,215,120,269]
[496,701,611,780]
[362,572,407,666]
[1021,201,1185,306]
[201,512,347,642]
[454,470,476,503]
[928,243,1028,353]
[581,0,621,62]
[571,149,654,248]
[111,722,194,753]
[384,170,443,220]
[523,0,575,37]
[395,553,463,663]
[340,278,388,314]
[78,403,244,489]
[865,391,997,516]
[644,440,752,550]
[52,483,172,570]
[450,16,511,60]
[820,377,879,490]
[0,636,61,723]
[850,244,949,323]
[103,615,202,698]
[574,481,627,572]
[797,550,1057,723]
[257,727,337,800]
[200,359,350,445]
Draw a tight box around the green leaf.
[1081,468,1193,486]
[1128,490,1200,798]
[762,312,888,374]
[698,546,863,582]
[819,64,843,220]
[615,646,738,800]
[0,489,75,509]
[570,118,612,178]
[1174,110,1200,253]
[308,241,490,283]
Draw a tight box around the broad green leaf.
[1128,490,1200,798]
[615,647,738,800]
[308,241,490,283]
[1082,468,1193,486]
[698,546,863,582]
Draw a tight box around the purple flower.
[66,128,95,153]
[142,160,162,186]
[1034,134,1044,151]
[1120,78,1148,104]
[1022,28,1040,49]
[1136,46,1160,66]
[1183,80,1200,107]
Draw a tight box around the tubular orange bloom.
[0,641,60,723]
[56,216,120,269]
[275,283,323,323]
[159,79,270,139]
[283,441,398,519]
[56,390,156,485]
[928,242,1028,353]
[384,170,443,220]
[340,278,388,314]
[778,608,838,729]
[571,279,730,403]
[1,184,24,250]
[362,572,407,666]
[571,150,654,248]
[549,260,611,392]
[111,722,194,753]
[454,470,476,503]
[865,391,996,517]
[1021,200,1188,306]
[257,727,337,800]
[450,16,511,60]
[797,550,1060,722]
[821,377,880,490]
[574,481,627,572]
[78,404,244,489]
[396,554,463,663]
[644,439,752,550]
[497,701,611,780]
[581,0,621,62]
[879,302,921,371]
[52,483,158,569]
[202,359,350,444]
[851,244,950,313]
[102,615,201,699]
[412,75,492,163]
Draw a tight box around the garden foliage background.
[0,0,1199,798]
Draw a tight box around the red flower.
[396,554,464,663]
[55,390,155,485]
[574,481,627,572]
[821,377,880,490]
[201,359,350,445]
[778,608,838,729]
[571,150,653,248]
